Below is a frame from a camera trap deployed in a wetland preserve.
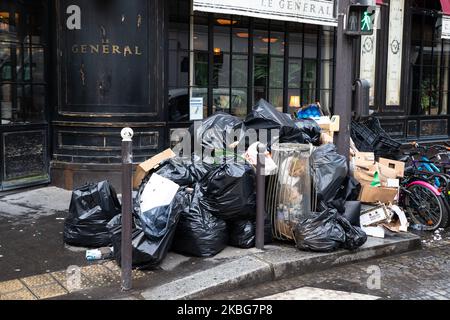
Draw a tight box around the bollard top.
[121,127,134,141]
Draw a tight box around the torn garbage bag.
[172,185,228,257]
[64,180,121,247]
[190,112,245,150]
[199,162,256,221]
[310,144,348,210]
[244,99,309,146]
[293,209,367,252]
[108,191,188,269]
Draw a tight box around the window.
[168,0,335,121]
[409,2,450,116]
[0,1,46,125]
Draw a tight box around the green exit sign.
[346,4,376,36]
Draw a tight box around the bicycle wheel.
[403,184,448,231]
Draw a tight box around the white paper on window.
[386,0,404,106]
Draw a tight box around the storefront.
[0,0,338,191]
[365,0,450,143]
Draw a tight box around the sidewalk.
[0,186,421,300]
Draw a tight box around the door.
[0,0,49,191]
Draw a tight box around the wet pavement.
[0,187,88,281]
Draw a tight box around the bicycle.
[398,146,450,230]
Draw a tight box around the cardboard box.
[316,115,340,132]
[379,158,405,178]
[354,152,375,163]
[360,205,390,226]
[358,184,399,204]
[133,149,176,189]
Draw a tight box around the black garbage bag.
[172,185,228,257]
[310,144,348,210]
[228,220,255,248]
[294,209,367,253]
[294,119,322,145]
[199,162,256,221]
[136,191,189,241]
[155,158,197,187]
[336,215,367,250]
[342,201,362,227]
[244,99,309,145]
[227,218,273,248]
[64,180,121,247]
[108,191,188,269]
[328,176,361,213]
[293,209,346,252]
[190,112,245,150]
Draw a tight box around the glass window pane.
[168,87,189,122]
[194,24,208,51]
[301,87,316,105]
[1,84,12,124]
[168,50,189,88]
[213,52,230,87]
[29,84,45,121]
[289,33,302,58]
[254,54,268,87]
[304,32,318,59]
[232,55,247,87]
[233,28,248,53]
[288,58,301,88]
[0,43,13,81]
[214,25,230,53]
[303,59,317,90]
[270,56,284,88]
[269,31,284,56]
[254,30,269,55]
[269,89,283,112]
[231,88,247,117]
[0,12,10,32]
[254,86,267,105]
[169,26,189,51]
[32,46,44,82]
[194,52,209,86]
[213,88,230,113]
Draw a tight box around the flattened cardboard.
[358,184,398,204]
[133,149,176,189]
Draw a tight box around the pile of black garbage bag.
[293,144,367,252]
[192,99,322,151]
[63,99,364,267]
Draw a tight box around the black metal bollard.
[255,143,266,250]
[120,127,133,291]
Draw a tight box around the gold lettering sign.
[71,44,142,57]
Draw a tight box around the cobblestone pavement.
[205,230,450,300]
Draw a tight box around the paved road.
[205,230,450,300]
